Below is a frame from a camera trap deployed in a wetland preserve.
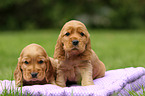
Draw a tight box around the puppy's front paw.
[50,81,56,85]
[56,81,66,87]
[81,80,94,86]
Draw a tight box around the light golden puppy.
[54,20,106,87]
[14,44,57,86]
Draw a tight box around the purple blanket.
[0,67,145,96]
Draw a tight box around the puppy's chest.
[66,66,80,81]
[63,60,81,70]
[62,60,81,81]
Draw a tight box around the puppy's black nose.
[31,72,38,78]
[72,40,79,46]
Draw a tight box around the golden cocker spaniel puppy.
[54,20,106,87]
[14,44,56,86]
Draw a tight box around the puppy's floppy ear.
[14,57,23,86]
[45,56,54,83]
[53,30,65,60]
[81,33,92,60]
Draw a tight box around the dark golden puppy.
[14,44,56,86]
[54,20,106,87]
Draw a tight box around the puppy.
[54,20,106,87]
[14,44,56,86]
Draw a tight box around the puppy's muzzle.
[31,72,38,78]
[72,40,79,46]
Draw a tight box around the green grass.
[0,29,145,80]
[1,85,33,96]
[127,86,145,96]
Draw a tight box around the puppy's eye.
[65,32,70,36]
[80,32,84,36]
[38,60,44,64]
[24,61,29,64]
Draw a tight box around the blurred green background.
[0,0,145,80]
[0,0,145,30]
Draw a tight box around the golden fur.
[14,44,57,86]
[54,20,106,87]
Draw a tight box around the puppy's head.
[14,44,53,86]
[54,20,91,60]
